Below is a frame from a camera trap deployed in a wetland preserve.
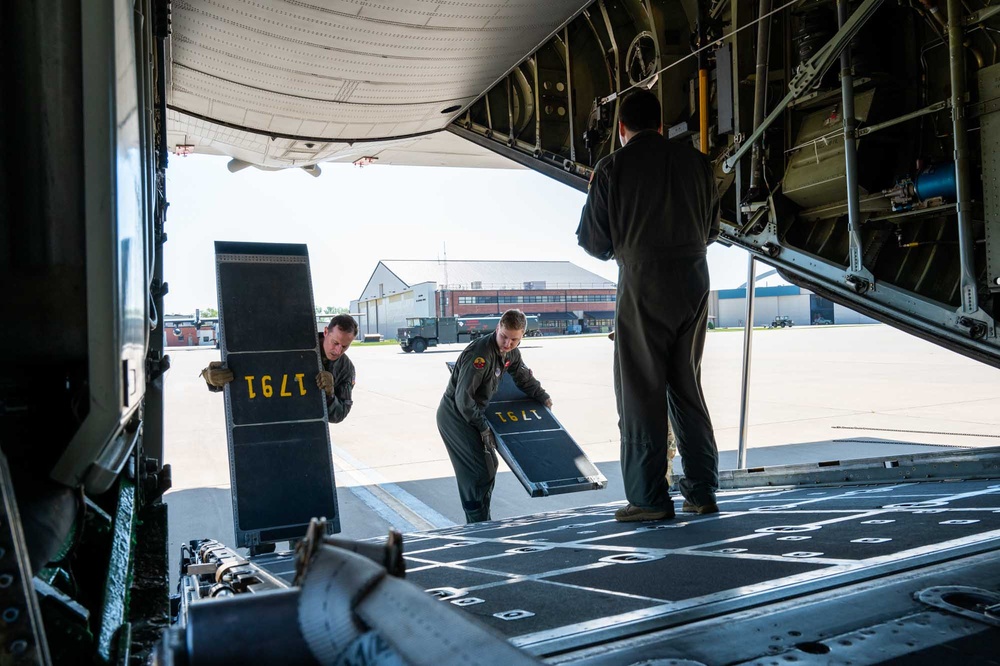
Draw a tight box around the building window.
[566,294,616,302]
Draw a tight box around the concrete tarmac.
[164,324,1000,570]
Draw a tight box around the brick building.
[164,314,218,347]
[350,260,617,338]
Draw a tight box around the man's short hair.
[499,309,527,332]
[619,89,661,133]
[328,313,358,336]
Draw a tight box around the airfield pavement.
[163,323,1000,573]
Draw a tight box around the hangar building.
[714,270,879,327]
[350,260,617,339]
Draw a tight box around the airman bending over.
[437,309,552,523]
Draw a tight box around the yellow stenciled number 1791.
[243,373,308,399]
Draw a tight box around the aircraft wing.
[164,0,593,169]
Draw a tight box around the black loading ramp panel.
[447,363,606,497]
[216,241,339,548]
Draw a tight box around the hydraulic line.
[749,0,773,192]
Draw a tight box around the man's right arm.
[576,164,614,261]
[201,361,233,392]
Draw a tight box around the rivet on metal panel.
[493,610,535,621]
[506,546,551,554]
[425,587,466,601]
[599,553,663,564]
[451,597,485,607]
[756,525,822,533]
[782,552,825,558]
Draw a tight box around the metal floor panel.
[400,479,1000,650]
[256,478,1000,658]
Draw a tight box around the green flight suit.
[318,332,356,424]
[321,352,355,424]
[578,129,721,511]
[437,334,549,523]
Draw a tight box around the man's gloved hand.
[316,371,335,396]
[480,429,497,453]
[201,361,233,388]
[544,398,553,408]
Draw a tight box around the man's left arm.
[508,353,551,407]
[576,164,614,261]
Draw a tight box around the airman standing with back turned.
[578,89,721,522]
[437,309,552,523]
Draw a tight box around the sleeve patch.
[473,357,486,370]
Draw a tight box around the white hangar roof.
[358,260,615,300]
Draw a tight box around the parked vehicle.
[398,315,540,352]
[768,315,795,328]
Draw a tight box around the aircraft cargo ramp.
[241,452,1000,664]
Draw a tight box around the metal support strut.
[948,0,980,314]
[749,0,772,193]
[737,255,757,469]
[839,0,869,284]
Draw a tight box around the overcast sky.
[163,154,755,314]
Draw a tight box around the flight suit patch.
[473,357,486,370]
[494,369,502,377]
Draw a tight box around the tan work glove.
[201,361,233,388]
[480,429,497,453]
[543,398,553,408]
[316,371,335,396]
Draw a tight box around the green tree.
[202,307,218,318]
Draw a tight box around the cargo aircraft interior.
[2,0,1000,663]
